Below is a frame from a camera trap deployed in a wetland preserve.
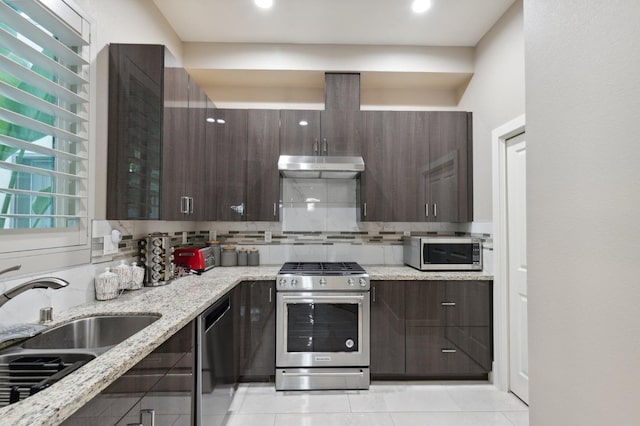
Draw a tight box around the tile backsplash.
[91,178,492,266]
[282,178,359,231]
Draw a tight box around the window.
[0,0,92,265]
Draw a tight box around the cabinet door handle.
[441,349,457,354]
[372,286,376,303]
[140,409,155,426]
[434,203,437,217]
[425,203,429,217]
[180,196,189,214]
[269,286,272,303]
[273,202,277,217]
[441,302,456,306]
[313,138,319,154]
[363,202,367,218]
[189,197,194,214]
[322,138,328,155]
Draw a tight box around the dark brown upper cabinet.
[280,73,363,156]
[162,71,211,220]
[359,111,473,223]
[324,73,360,111]
[213,109,248,221]
[360,111,428,222]
[107,44,165,220]
[424,111,473,222]
[279,109,321,155]
[246,110,281,221]
[108,44,215,221]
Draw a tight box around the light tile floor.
[207,382,529,426]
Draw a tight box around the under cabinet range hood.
[278,155,364,179]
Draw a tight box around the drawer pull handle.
[441,302,456,306]
[441,349,457,354]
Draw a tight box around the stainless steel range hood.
[278,155,364,179]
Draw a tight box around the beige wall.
[74,0,524,223]
[526,1,640,424]
[74,0,183,219]
[458,0,525,222]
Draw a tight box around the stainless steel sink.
[0,351,96,407]
[21,314,161,350]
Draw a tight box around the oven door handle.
[280,295,365,301]
[280,370,366,377]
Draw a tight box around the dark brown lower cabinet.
[235,281,276,381]
[370,281,406,376]
[371,280,493,380]
[405,326,491,378]
[61,321,195,426]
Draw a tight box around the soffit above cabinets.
[152,0,516,47]
[185,69,473,108]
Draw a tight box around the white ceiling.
[153,0,515,47]
[152,0,516,106]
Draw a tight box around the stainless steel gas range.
[275,262,370,391]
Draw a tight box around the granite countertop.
[0,265,492,426]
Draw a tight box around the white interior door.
[506,132,529,404]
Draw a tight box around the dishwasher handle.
[203,296,230,333]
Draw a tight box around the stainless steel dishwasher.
[195,293,235,426]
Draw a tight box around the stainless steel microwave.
[403,236,483,271]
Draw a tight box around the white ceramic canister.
[95,267,119,301]
[129,262,145,290]
[114,260,132,290]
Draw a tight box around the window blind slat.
[0,27,88,86]
[0,107,85,143]
[0,1,88,66]
[0,187,86,200]
[0,54,86,104]
[0,80,87,125]
[0,134,86,162]
[5,0,89,46]
[0,160,87,181]
[0,213,84,219]
[0,0,89,239]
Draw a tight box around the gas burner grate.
[279,262,366,276]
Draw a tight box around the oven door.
[276,291,370,368]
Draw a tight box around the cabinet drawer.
[444,281,492,326]
[406,281,492,327]
[405,326,490,378]
[446,325,492,371]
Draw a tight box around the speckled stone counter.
[0,265,491,426]
[364,265,493,281]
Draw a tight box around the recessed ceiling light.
[411,0,431,13]
[206,117,215,123]
[216,119,226,124]
[299,120,308,126]
[255,0,273,9]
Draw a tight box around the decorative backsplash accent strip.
[90,219,493,265]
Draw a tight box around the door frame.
[491,114,525,392]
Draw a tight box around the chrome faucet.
[0,265,69,308]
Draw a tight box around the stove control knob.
[347,278,355,286]
[359,278,368,287]
[319,278,327,286]
[291,278,298,287]
[279,278,287,287]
